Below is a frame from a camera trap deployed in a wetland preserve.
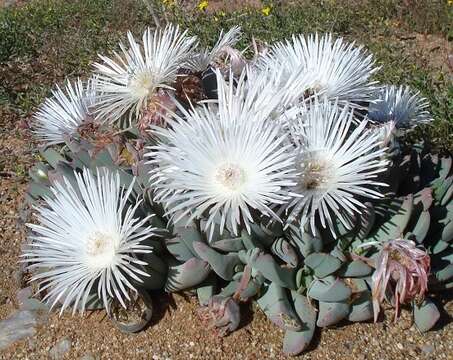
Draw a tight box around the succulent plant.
[25,130,169,331]
[20,24,450,357]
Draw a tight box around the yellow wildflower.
[261,6,272,16]
[198,0,209,11]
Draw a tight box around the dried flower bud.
[197,295,240,337]
[371,239,430,322]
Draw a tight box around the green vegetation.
[1,0,451,147]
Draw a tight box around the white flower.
[285,99,388,235]
[147,70,296,239]
[257,33,379,107]
[33,78,97,146]
[368,85,432,128]
[186,26,243,73]
[244,65,313,118]
[23,168,155,314]
[93,24,197,122]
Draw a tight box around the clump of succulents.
[21,23,451,355]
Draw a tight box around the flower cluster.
[23,24,444,355]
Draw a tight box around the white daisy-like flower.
[284,99,388,236]
[186,26,243,73]
[93,24,197,122]
[33,78,97,146]
[147,70,296,238]
[218,67,311,125]
[23,168,155,314]
[257,33,379,107]
[368,85,432,129]
[244,65,313,127]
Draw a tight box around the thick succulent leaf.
[441,181,453,206]
[241,231,265,250]
[238,277,263,301]
[92,148,117,167]
[166,237,195,262]
[296,267,314,293]
[287,224,323,258]
[165,258,211,292]
[66,142,91,167]
[307,277,352,302]
[211,237,245,252]
[338,260,372,278]
[372,195,414,242]
[219,280,240,298]
[347,291,373,322]
[343,278,369,293]
[414,188,433,211]
[40,148,66,168]
[441,220,453,243]
[431,240,449,255]
[438,155,452,178]
[249,223,276,248]
[226,272,264,301]
[330,247,347,262]
[28,182,53,200]
[196,275,217,306]
[432,263,453,283]
[172,222,203,259]
[246,249,296,289]
[256,282,302,331]
[410,210,430,244]
[271,238,299,268]
[283,292,317,356]
[405,191,432,243]
[193,242,241,281]
[373,195,414,242]
[433,177,453,203]
[304,253,342,278]
[414,298,440,332]
[317,301,350,327]
[136,253,167,290]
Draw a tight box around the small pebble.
[49,337,72,359]
[16,287,32,306]
[0,310,39,350]
[79,353,96,360]
[421,344,435,354]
